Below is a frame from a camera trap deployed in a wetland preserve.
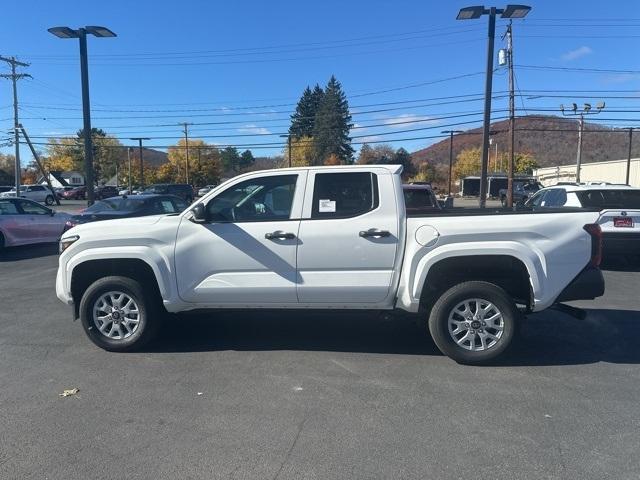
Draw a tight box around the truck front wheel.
[428,281,517,365]
[79,276,160,352]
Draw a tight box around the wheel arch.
[413,248,540,313]
[69,257,167,319]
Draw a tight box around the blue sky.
[1,0,639,162]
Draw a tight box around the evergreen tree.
[220,146,241,174]
[239,149,255,170]
[393,148,416,177]
[313,76,354,164]
[289,85,324,138]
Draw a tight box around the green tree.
[313,75,354,164]
[393,148,415,178]
[289,84,324,138]
[239,150,255,171]
[220,147,241,174]
[358,144,395,164]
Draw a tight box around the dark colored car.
[142,184,194,203]
[498,181,541,207]
[95,185,119,200]
[63,194,188,232]
[61,186,86,200]
[403,184,442,214]
[0,186,13,194]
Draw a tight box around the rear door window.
[576,190,640,209]
[311,172,379,219]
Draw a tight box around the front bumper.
[555,267,605,303]
[602,232,640,256]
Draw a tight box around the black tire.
[428,281,518,365]
[79,276,160,352]
[45,195,54,206]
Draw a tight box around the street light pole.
[48,25,116,206]
[442,130,463,196]
[457,4,531,207]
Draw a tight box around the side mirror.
[190,203,207,223]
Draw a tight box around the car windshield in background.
[84,198,146,213]
[577,190,640,209]
[404,189,436,208]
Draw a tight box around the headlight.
[59,235,80,253]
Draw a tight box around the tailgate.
[597,209,640,233]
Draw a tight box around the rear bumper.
[602,232,640,256]
[556,267,605,303]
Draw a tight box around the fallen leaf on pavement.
[59,388,79,397]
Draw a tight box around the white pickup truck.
[56,165,605,364]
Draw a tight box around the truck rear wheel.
[79,276,160,352]
[428,281,517,365]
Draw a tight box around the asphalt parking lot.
[1,245,639,480]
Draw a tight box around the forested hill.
[411,115,640,167]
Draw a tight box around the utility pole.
[0,56,31,197]
[505,21,516,207]
[560,102,604,183]
[626,127,635,185]
[127,147,132,194]
[441,130,463,196]
[18,124,60,205]
[130,137,150,189]
[181,123,192,184]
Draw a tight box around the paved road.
[1,246,639,480]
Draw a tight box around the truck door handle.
[359,229,391,238]
[265,231,296,240]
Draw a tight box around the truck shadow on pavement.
[0,243,59,262]
[151,308,640,366]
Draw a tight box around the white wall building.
[534,158,640,187]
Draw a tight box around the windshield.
[144,185,168,194]
[577,190,640,209]
[83,198,146,213]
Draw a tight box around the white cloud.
[383,114,438,129]
[561,46,592,61]
[237,124,272,135]
[357,135,383,143]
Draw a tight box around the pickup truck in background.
[56,165,605,364]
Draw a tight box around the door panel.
[296,170,400,304]
[174,172,306,305]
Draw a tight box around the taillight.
[583,223,602,267]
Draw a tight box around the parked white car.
[0,185,57,205]
[526,184,640,259]
[57,165,605,364]
[0,198,70,248]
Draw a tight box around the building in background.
[534,158,640,187]
[37,171,85,188]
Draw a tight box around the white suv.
[526,184,640,259]
[0,185,57,205]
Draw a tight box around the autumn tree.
[408,162,438,184]
[357,144,395,164]
[514,152,539,174]
[313,75,354,164]
[283,136,314,167]
[453,147,482,179]
[167,139,222,185]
